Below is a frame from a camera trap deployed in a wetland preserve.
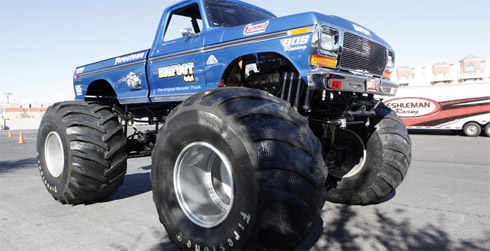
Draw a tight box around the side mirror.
[181,28,197,37]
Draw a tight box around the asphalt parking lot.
[1,129,489,250]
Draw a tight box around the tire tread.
[326,104,411,205]
[38,101,127,204]
[152,88,326,250]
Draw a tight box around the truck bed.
[74,50,150,104]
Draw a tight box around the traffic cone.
[18,131,24,144]
[8,129,12,138]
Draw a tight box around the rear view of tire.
[325,104,411,205]
[37,101,127,204]
[463,122,481,137]
[485,123,490,137]
[151,88,326,250]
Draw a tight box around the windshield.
[205,0,275,28]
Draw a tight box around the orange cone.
[8,129,12,138]
[18,131,24,144]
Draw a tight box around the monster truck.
[37,0,411,249]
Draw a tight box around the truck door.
[148,3,206,102]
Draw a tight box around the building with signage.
[1,104,48,120]
[393,55,489,86]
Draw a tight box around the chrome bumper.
[307,69,398,96]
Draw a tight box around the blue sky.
[1,0,489,105]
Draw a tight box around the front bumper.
[307,69,398,96]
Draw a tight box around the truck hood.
[218,12,391,50]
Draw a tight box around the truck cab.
[75,0,279,105]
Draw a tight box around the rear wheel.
[463,122,481,137]
[485,123,490,137]
[324,104,411,205]
[151,88,326,250]
[37,101,127,204]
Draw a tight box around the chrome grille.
[340,32,387,76]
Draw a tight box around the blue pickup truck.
[37,0,411,249]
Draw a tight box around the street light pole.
[2,93,11,130]
[4,92,12,104]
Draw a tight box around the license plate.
[366,78,380,93]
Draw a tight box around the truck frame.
[36,0,411,249]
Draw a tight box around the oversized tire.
[151,88,326,250]
[463,122,481,137]
[324,103,411,205]
[37,101,127,204]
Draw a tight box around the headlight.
[383,50,395,79]
[319,27,339,54]
[312,26,340,68]
[320,33,334,51]
[386,50,395,72]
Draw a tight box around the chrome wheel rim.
[327,129,367,178]
[44,131,65,178]
[466,125,478,135]
[174,142,234,228]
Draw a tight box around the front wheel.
[324,104,412,205]
[151,88,326,250]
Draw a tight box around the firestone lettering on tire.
[176,232,183,242]
[240,211,251,224]
[195,243,225,251]
[186,210,252,251]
